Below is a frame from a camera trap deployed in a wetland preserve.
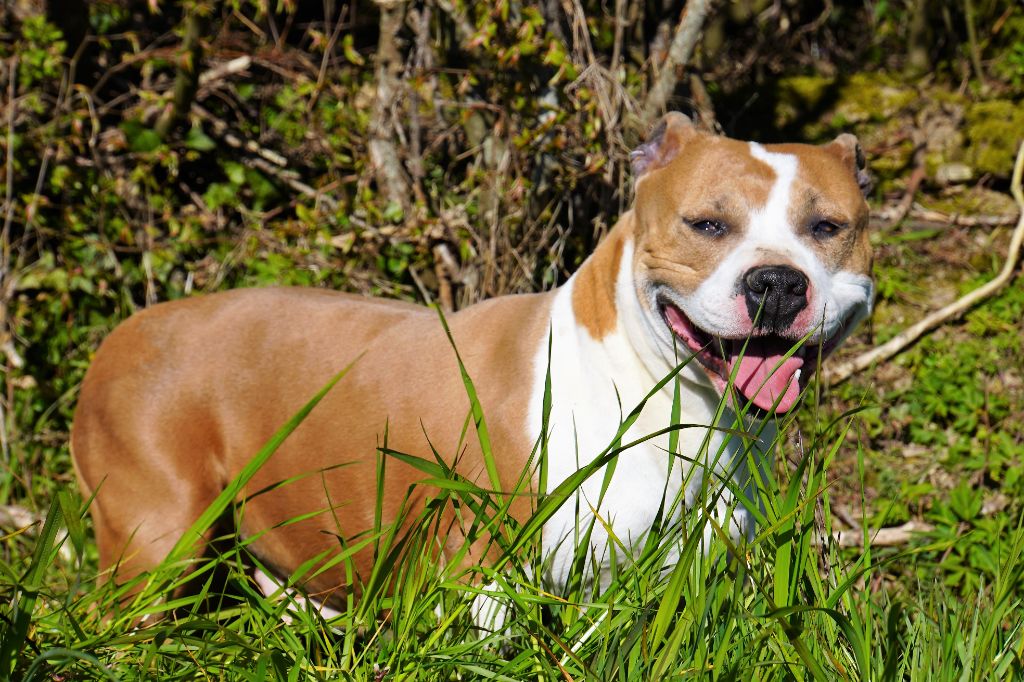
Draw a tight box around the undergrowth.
[2,349,1022,680]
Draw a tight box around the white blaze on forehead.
[747,142,799,248]
[677,143,818,337]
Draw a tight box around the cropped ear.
[827,133,872,196]
[630,112,696,178]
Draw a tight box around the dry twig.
[641,0,712,126]
[190,103,339,211]
[830,520,935,549]
[900,205,1019,228]
[198,55,252,86]
[878,145,926,228]
[827,141,1024,384]
[192,103,287,167]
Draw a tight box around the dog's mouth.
[660,299,845,414]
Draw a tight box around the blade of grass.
[0,493,65,677]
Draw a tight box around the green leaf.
[121,120,162,152]
[383,201,404,223]
[185,125,216,152]
[341,34,365,65]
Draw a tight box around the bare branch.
[896,206,1020,228]
[198,55,251,86]
[876,144,926,229]
[155,4,209,139]
[190,102,338,211]
[192,103,287,168]
[368,0,412,213]
[433,0,476,49]
[830,520,935,549]
[640,0,713,126]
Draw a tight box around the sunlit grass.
[2,339,1023,680]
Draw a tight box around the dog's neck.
[568,212,724,413]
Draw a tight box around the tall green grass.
[2,342,1022,680]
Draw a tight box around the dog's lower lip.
[659,300,723,371]
[658,299,835,367]
[658,298,837,412]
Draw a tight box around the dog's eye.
[811,220,844,238]
[688,219,727,237]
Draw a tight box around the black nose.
[743,265,809,332]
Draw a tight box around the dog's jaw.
[655,296,865,413]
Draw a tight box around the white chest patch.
[527,239,766,591]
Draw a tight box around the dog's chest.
[525,278,724,586]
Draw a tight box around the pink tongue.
[729,343,805,412]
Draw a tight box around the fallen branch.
[831,520,935,549]
[190,103,339,211]
[826,141,1024,385]
[904,205,1019,228]
[192,103,287,167]
[243,155,339,212]
[640,0,712,126]
[871,201,1020,228]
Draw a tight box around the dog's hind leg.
[73,405,226,613]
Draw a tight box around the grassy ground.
[1,336,1023,680]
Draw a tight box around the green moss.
[835,73,918,124]
[965,100,1024,176]
[774,73,918,144]
[919,187,1018,216]
[778,75,834,110]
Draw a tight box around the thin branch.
[640,0,712,126]
[192,103,287,167]
[878,144,926,229]
[963,0,987,89]
[827,141,1024,385]
[433,0,476,50]
[368,0,412,213]
[898,206,1020,228]
[155,4,209,139]
[610,0,627,76]
[197,55,251,86]
[244,155,339,212]
[191,103,338,211]
[830,520,935,549]
[1,57,16,277]
[688,73,719,132]
[433,243,459,312]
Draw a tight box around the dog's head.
[629,112,873,413]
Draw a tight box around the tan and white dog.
[72,113,872,617]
